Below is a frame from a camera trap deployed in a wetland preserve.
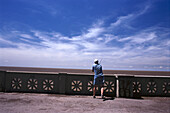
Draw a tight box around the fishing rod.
[99,58,103,64]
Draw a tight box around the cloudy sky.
[0,0,170,71]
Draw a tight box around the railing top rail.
[6,70,59,75]
[134,75,170,78]
[5,70,116,76]
[2,70,169,78]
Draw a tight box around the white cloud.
[83,27,104,38]
[1,24,169,70]
[0,37,15,46]
[145,46,161,51]
[118,36,131,42]
[118,32,157,44]
[103,34,116,44]
[110,14,134,27]
[20,34,34,39]
[164,40,170,46]
[42,41,78,51]
[109,5,150,30]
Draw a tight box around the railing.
[118,75,170,97]
[0,71,169,97]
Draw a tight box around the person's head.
[94,59,99,64]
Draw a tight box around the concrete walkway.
[0,92,169,113]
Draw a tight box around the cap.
[94,59,98,63]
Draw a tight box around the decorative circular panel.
[11,78,22,90]
[27,79,38,90]
[162,82,170,94]
[147,81,157,94]
[87,81,98,92]
[133,81,142,93]
[43,79,54,91]
[87,81,93,92]
[104,81,114,92]
[71,80,82,92]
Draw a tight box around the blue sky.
[0,0,170,71]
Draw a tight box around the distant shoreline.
[0,66,169,76]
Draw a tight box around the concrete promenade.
[0,92,170,113]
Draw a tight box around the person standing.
[92,59,104,99]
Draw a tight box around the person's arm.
[100,65,103,74]
[92,66,94,72]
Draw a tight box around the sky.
[0,0,170,71]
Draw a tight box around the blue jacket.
[92,64,103,78]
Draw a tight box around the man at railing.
[92,59,104,99]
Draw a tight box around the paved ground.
[0,93,170,113]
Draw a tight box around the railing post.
[118,75,134,98]
[58,73,67,94]
[115,75,119,98]
[0,71,6,92]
